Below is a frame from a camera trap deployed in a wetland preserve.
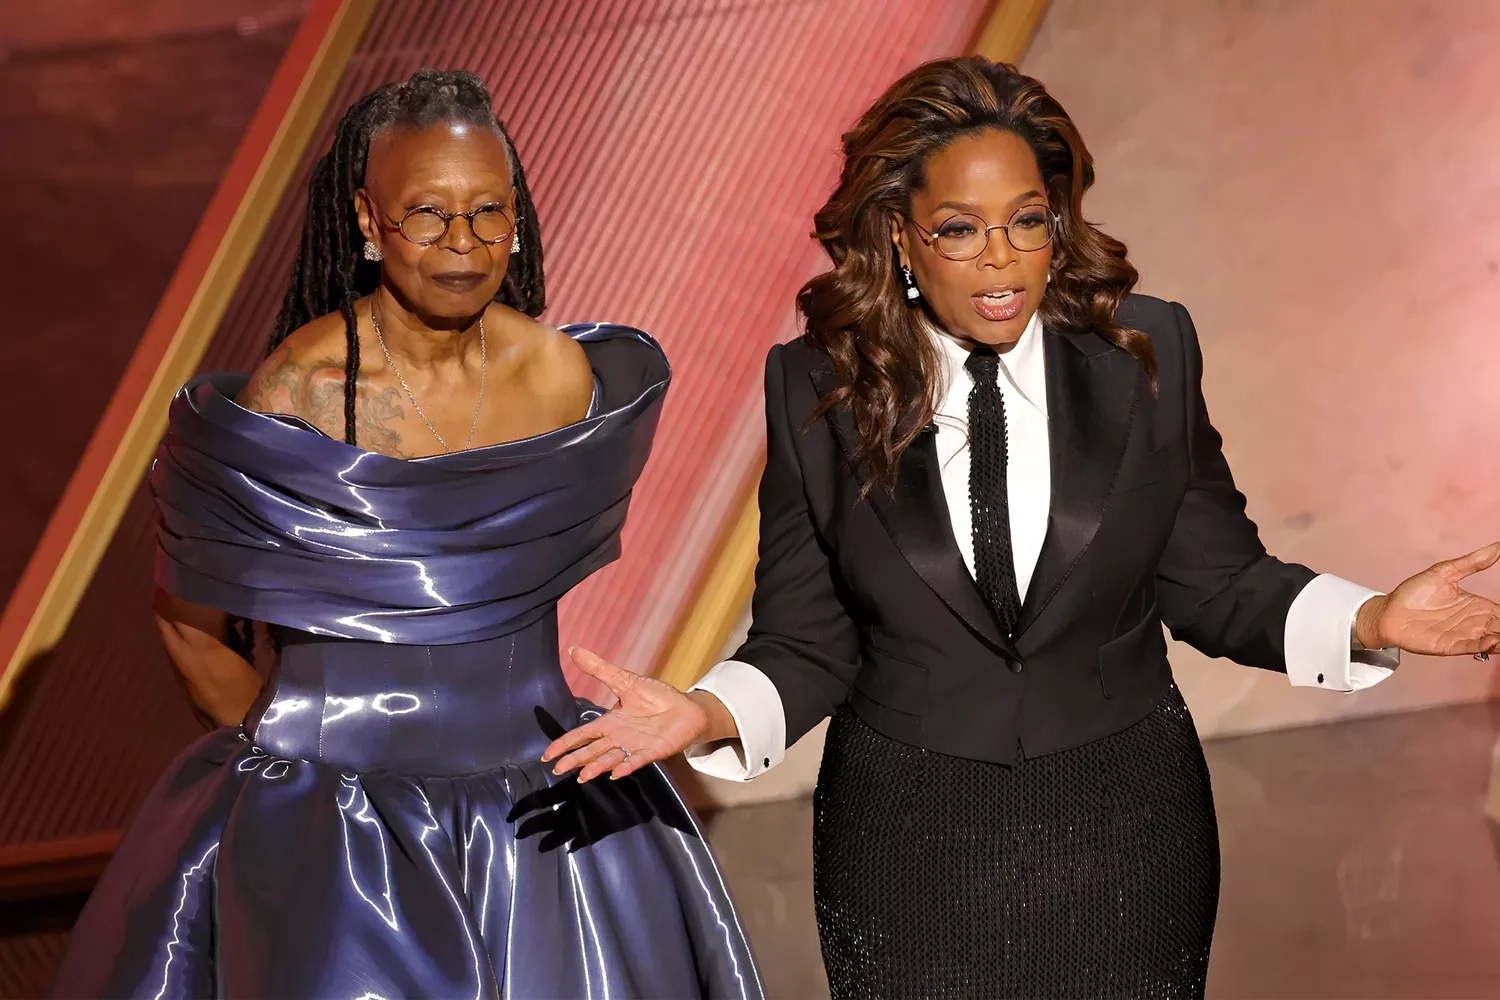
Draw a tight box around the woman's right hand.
[153,589,263,729]
[541,647,738,782]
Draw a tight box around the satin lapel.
[1015,331,1144,635]
[810,369,1020,661]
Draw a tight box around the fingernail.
[567,645,576,656]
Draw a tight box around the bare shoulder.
[236,312,351,438]
[534,322,594,398]
[492,308,594,421]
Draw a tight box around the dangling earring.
[363,240,382,262]
[510,215,523,255]
[900,264,921,303]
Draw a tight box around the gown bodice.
[152,322,669,647]
[152,322,670,770]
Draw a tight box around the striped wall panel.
[0,932,68,1000]
[0,0,990,851]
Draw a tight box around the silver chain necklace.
[370,307,487,453]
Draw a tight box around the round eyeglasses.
[387,205,516,247]
[910,205,1058,261]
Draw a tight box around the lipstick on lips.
[972,284,1026,322]
[430,270,488,292]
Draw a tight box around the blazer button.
[1007,660,1024,674]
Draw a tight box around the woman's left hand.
[1355,541,1500,657]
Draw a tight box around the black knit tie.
[966,347,1022,635]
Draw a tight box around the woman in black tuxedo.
[545,57,1500,997]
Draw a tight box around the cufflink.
[1317,673,1325,684]
[763,757,771,768]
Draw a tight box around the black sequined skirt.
[813,685,1219,1000]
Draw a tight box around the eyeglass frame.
[377,203,518,248]
[907,204,1060,261]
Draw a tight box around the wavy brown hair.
[801,56,1152,495]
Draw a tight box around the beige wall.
[687,0,1500,806]
[1027,0,1500,737]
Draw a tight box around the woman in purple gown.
[51,70,762,999]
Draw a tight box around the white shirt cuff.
[1284,573,1400,692]
[683,659,787,782]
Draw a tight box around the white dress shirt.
[687,313,1399,781]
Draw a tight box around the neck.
[370,285,482,370]
[924,310,1033,355]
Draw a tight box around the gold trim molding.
[973,0,1051,65]
[657,479,764,690]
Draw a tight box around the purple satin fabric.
[151,323,668,646]
[51,324,764,999]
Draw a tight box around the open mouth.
[972,286,1025,322]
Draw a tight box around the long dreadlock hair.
[268,69,545,446]
[234,71,543,669]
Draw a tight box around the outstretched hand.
[542,647,714,782]
[1356,541,1500,658]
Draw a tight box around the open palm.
[1368,541,1500,656]
[541,647,708,783]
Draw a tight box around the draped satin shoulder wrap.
[152,322,668,643]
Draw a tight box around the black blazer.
[731,293,1316,765]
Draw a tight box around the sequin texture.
[965,346,1023,634]
[813,685,1219,999]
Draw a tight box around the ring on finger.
[617,746,633,762]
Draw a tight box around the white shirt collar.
[929,310,1048,419]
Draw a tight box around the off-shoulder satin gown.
[51,324,763,1000]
